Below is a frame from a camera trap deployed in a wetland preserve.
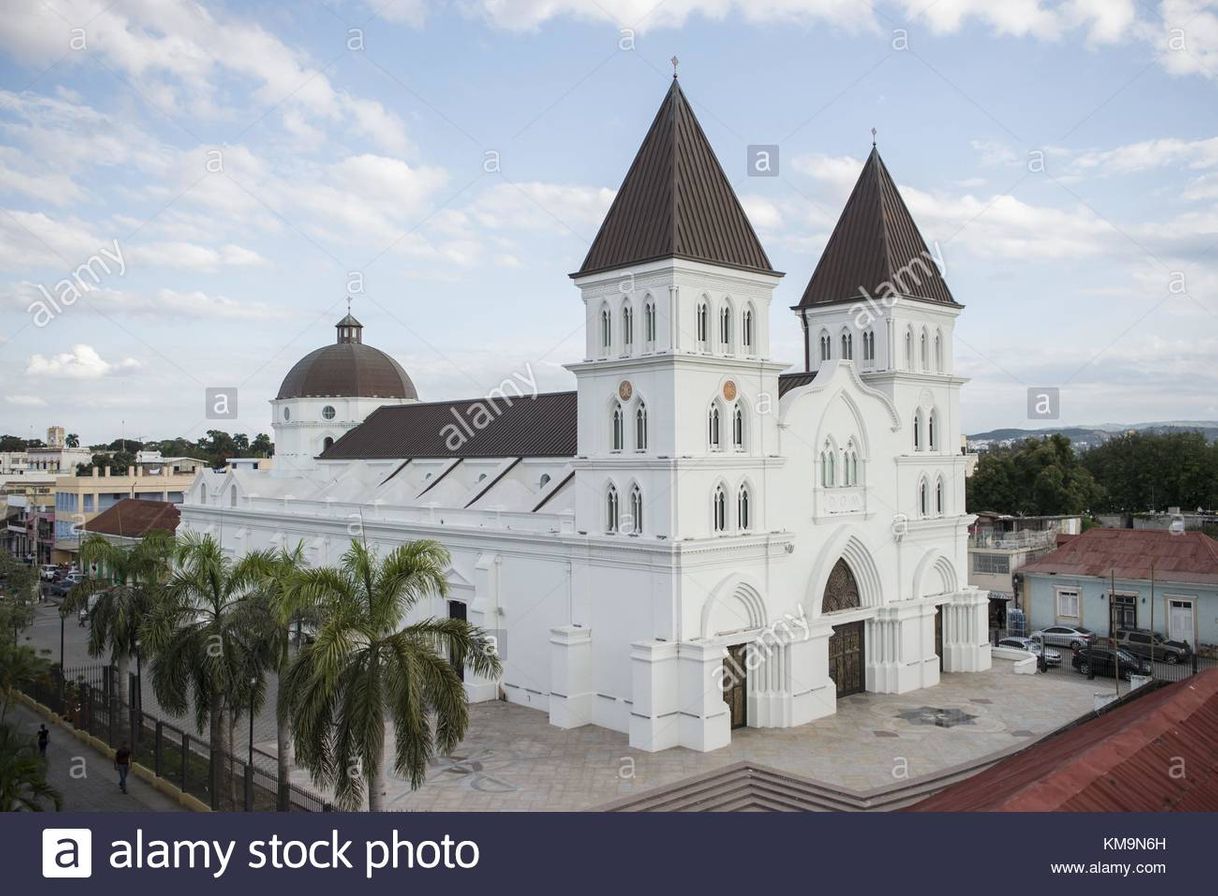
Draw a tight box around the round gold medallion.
[722,380,737,401]
[618,380,633,401]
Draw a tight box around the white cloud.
[0,1,415,154]
[467,182,615,235]
[6,283,292,321]
[1070,136,1218,176]
[26,344,141,379]
[5,394,46,406]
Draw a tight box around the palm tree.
[285,539,502,811]
[143,531,267,803]
[66,433,80,448]
[63,531,175,725]
[0,642,49,724]
[241,542,312,810]
[0,724,61,811]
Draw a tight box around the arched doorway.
[823,559,865,698]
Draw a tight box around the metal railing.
[22,664,333,812]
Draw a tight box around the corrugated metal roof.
[908,670,1218,811]
[576,79,777,278]
[778,371,817,396]
[796,147,958,309]
[1020,527,1218,586]
[82,498,180,538]
[320,391,577,460]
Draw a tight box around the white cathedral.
[180,79,991,753]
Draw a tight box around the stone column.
[942,588,992,672]
[548,625,594,728]
[788,624,836,726]
[628,639,680,752]
[676,640,730,752]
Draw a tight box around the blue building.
[1021,528,1218,654]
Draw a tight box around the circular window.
[322,405,336,420]
[283,407,290,421]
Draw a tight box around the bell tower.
[566,77,786,542]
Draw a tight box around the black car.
[1071,645,1152,680]
[1112,629,1192,665]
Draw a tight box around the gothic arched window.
[738,485,751,531]
[611,402,624,452]
[732,405,744,450]
[606,484,619,533]
[635,402,647,451]
[742,306,754,352]
[708,404,722,449]
[712,484,727,532]
[629,484,643,534]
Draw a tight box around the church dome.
[276,313,417,401]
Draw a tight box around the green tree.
[1081,431,1218,512]
[0,641,49,723]
[143,532,267,801]
[250,434,274,458]
[63,531,175,725]
[0,724,61,811]
[65,433,80,448]
[242,542,314,810]
[285,540,502,810]
[967,435,1102,516]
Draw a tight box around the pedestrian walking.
[115,742,131,794]
[37,724,48,758]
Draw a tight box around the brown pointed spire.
[575,80,777,278]
[796,147,957,308]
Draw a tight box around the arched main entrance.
[823,559,865,698]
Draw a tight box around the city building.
[0,426,91,476]
[967,512,1082,631]
[179,79,991,753]
[1022,527,1218,653]
[79,497,181,549]
[51,458,203,562]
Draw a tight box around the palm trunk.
[367,744,386,812]
[227,706,239,808]
[275,677,292,811]
[113,652,130,735]
[208,704,224,806]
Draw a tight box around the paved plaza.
[376,664,1114,811]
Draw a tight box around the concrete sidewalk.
[6,702,182,812]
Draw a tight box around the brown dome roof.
[276,313,417,400]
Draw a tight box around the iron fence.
[22,664,332,812]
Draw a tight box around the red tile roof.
[82,498,180,539]
[908,670,1218,811]
[1019,526,1218,586]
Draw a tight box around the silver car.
[1030,624,1096,650]
[998,636,1062,667]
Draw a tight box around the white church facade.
[180,78,990,753]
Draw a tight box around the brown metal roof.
[276,342,417,400]
[576,79,777,278]
[796,147,957,309]
[82,498,180,539]
[777,371,817,396]
[908,670,1218,811]
[1019,527,1218,586]
[320,391,577,460]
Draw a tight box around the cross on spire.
[671,55,679,78]
[871,127,877,147]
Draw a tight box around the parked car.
[51,573,84,598]
[998,636,1063,667]
[1112,629,1192,665]
[1070,645,1152,680]
[1031,624,1097,650]
[38,564,58,581]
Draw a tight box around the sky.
[1,0,1217,445]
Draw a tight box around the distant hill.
[967,421,1218,450]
